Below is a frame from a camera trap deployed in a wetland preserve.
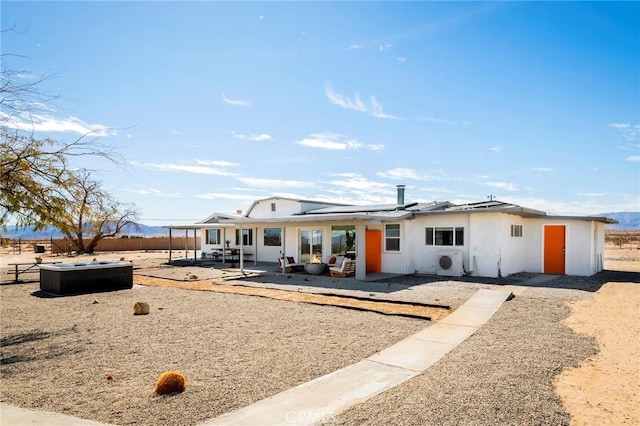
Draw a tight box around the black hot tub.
[39,261,133,295]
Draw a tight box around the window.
[263,228,281,246]
[455,227,464,246]
[271,202,276,212]
[235,229,253,246]
[206,229,220,245]
[425,227,464,246]
[385,224,400,251]
[511,225,523,237]
[331,225,356,255]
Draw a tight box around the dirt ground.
[555,282,640,425]
[552,243,639,425]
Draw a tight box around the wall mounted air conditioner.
[437,251,464,277]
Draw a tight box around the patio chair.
[329,260,356,278]
[277,256,305,273]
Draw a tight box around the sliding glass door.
[300,229,323,264]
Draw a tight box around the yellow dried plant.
[154,370,186,395]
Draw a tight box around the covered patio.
[164,223,257,271]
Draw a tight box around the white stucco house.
[190,186,615,279]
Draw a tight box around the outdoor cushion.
[328,255,344,267]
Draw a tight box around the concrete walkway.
[202,288,513,426]
[0,403,110,425]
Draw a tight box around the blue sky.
[2,1,639,225]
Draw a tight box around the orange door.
[365,230,382,273]
[544,225,565,274]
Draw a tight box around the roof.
[197,198,617,226]
[439,200,547,218]
[164,223,236,230]
[244,196,349,217]
[199,212,241,224]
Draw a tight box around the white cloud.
[1,111,115,136]
[377,168,422,180]
[379,43,393,51]
[626,155,640,162]
[349,44,362,50]
[297,133,384,151]
[370,96,398,119]
[489,146,501,153]
[324,174,396,204]
[221,93,251,107]
[324,84,367,112]
[235,176,310,189]
[485,181,518,191]
[123,187,182,198]
[397,56,407,62]
[193,159,240,167]
[171,130,182,135]
[578,192,606,197]
[376,167,454,182]
[531,167,552,172]
[194,192,258,201]
[132,160,238,176]
[608,122,639,144]
[419,116,471,126]
[325,83,398,119]
[608,123,630,129]
[231,131,272,141]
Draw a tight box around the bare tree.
[46,169,139,254]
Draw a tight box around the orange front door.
[544,225,565,274]
[365,230,382,273]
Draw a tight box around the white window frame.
[263,228,282,246]
[235,229,253,246]
[425,227,464,246]
[385,224,401,252]
[511,225,523,237]
[206,229,221,245]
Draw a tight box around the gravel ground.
[325,294,598,426]
[0,282,426,426]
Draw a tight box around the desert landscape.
[0,232,638,425]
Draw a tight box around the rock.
[133,302,150,315]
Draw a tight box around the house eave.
[544,215,618,224]
[215,211,415,224]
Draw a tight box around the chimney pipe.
[396,185,406,206]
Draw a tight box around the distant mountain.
[600,212,640,230]
[2,223,168,239]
